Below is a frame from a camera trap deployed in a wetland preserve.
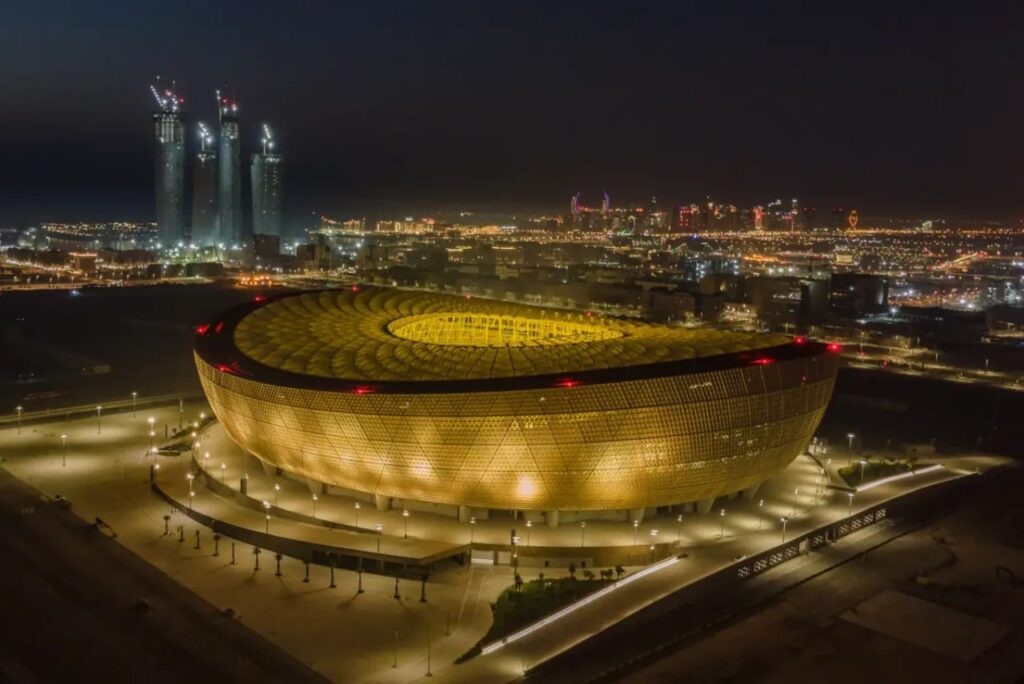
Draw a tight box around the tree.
[514,572,524,593]
[568,562,576,580]
[538,571,545,586]
[582,569,595,581]
[615,565,625,579]
[600,568,613,580]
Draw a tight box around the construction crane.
[149,76,183,112]
[197,122,213,151]
[260,124,274,154]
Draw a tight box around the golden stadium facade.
[195,288,839,517]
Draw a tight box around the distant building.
[253,234,281,260]
[216,93,244,246]
[747,276,829,328]
[150,83,186,247]
[251,129,284,238]
[192,141,218,247]
[830,273,889,317]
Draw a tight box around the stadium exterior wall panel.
[196,351,837,511]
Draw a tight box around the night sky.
[2,0,1023,227]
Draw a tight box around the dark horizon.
[2,1,1023,227]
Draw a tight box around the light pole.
[147,416,156,453]
[525,519,532,546]
[780,516,789,543]
[846,432,856,466]
[131,391,138,417]
[178,398,183,428]
[96,405,103,435]
[274,482,280,506]
[792,487,799,517]
[858,459,868,485]
[403,508,410,538]
[15,405,22,435]
[375,523,383,552]
[354,501,361,528]
[263,500,271,532]
[579,521,586,547]
[469,516,476,544]
[220,463,226,482]
[719,508,726,540]
[186,472,194,509]
[60,433,68,467]
[847,491,854,517]
[633,519,640,545]
[676,514,684,543]
[312,494,318,518]
[758,499,764,529]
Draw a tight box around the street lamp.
[312,493,318,518]
[633,519,640,545]
[15,405,22,435]
[469,516,476,543]
[847,491,855,516]
[780,516,789,543]
[858,459,868,484]
[719,508,726,540]
[792,487,799,517]
[131,391,138,417]
[676,514,684,543]
[354,501,361,528]
[274,482,280,506]
[758,499,764,529]
[60,434,68,467]
[846,432,856,466]
[579,521,586,547]
[402,508,410,538]
[96,405,103,434]
[525,520,532,546]
[219,463,226,482]
[263,500,271,532]
[375,523,383,552]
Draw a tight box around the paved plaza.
[0,401,1007,682]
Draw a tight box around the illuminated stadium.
[194,288,839,524]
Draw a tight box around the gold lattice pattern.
[197,351,838,511]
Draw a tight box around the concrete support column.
[259,459,276,477]
[305,478,325,495]
[457,505,471,523]
[374,494,390,512]
[741,482,762,500]
[545,510,560,528]
[628,507,646,524]
[696,497,716,514]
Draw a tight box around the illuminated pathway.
[0,404,1007,683]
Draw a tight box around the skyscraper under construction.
[216,91,244,246]
[191,122,217,247]
[150,82,186,248]
[251,124,284,238]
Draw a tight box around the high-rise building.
[251,124,284,237]
[149,82,186,248]
[191,122,218,247]
[216,91,244,246]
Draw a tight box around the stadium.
[194,288,839,525]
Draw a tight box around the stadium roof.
[229,288,790,382]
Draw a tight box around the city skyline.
[2,2,1024,227]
